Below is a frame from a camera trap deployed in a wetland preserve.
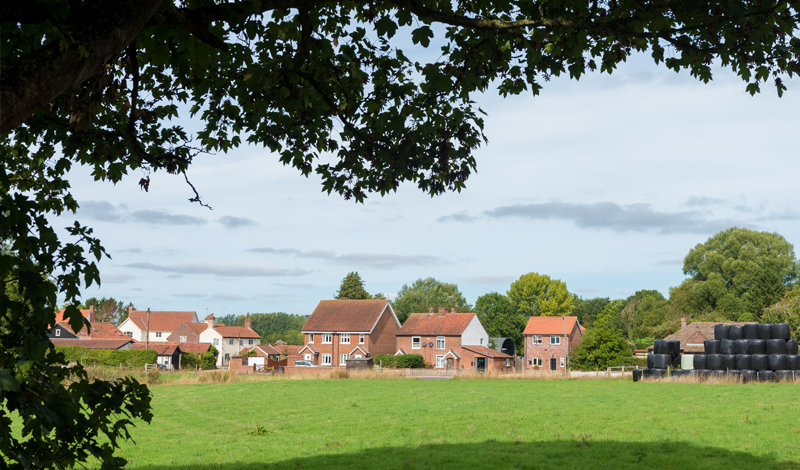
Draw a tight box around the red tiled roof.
[55,309,93,324]
[174,342,211,354]
[242,345,281,356]
[523,316,581,336]
[462,345,514,359]
[397,312,475,336]
[57,321,129,339]
[301,300,394,333]
[645,321,758,351]
[128,310,197,332]
[51,338,134,349]
[185,323,209,334]
[213,325,261,339]
[129,343,180,355]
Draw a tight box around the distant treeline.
[216,312,306,345]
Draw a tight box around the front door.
[446,358,454,370]
[549,357,557,370]
[475,357,486,372]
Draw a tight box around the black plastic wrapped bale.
[766,339,787,355]
[728,325,744,340]
[758,324,772,340]
[647,354,655,369]
[651,354,673,369]
[706,354,724,370]
[769,354,788,371]
[735,354,751,370]
[727,370,743,382]
[693,354,707,370]
[720,339,736,355]
[695,369,710,380]
[743,324,759,340]
[704,340,721,354]
[774,370,793,382]
[749,339,766,355]
[667,340,681,355]
[771,323,791,340]
[672,354,682,368]
[683,369,697,379]
[740,370,756,384]
[786,339,798,356]
[642,369,654,380]
[632,369,643,382]
[788,355,800,370]
[651,369,667,379]
[757,370,775,382]
[751,354,769,371]
[734,339,750,355]
[653,340,669,354]
[722,354,736,370]
[714,324,730,340]
[711,370,727,379]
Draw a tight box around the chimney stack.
[129,305,134,315]
[438,307,447,316]
[244,316,252,329]
[89,305,95,323]
[681,317,687,329]
[205,313,216,328]
[450,308,456,314]
[429,307,434,314]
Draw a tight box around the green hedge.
[56,346,157,368]
[374,354,426,369]
[201,345,219,370]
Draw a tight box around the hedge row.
[57,346,157,368]
[373,354,426,369]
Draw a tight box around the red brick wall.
[369,309,401,355]
[524,323,582,370]
[396,335,462,368]
[166,323,200,343]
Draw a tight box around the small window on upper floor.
[359,334,365,344]
[550,336,561,345]
[55,329,61,337]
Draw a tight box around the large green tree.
[507,272,573,316]
[474,292,526,349]
[3,0,800,467]
[571,296,610,329]
[682,227,799,316]
[335,272,372,300]
[81,296,133,325]
[391,278,470,323]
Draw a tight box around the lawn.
[107,378,799,469]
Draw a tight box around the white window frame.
[550,335,561,345]
[340,353,349,365]
[560,357,565,368]
[412,337,421,349]
[359,334,365,344]
[308,333,314,343]
[480,338,484,345]
[304,353,312,361]
[229,339,234,345]
[505,359,511,367]
[125,331,132,337]
[435,355,445,368]
[155,331,162,338]
[179,336,187,342]
[213,338,219,346]
[355,354,362,358]
[531,357,542,367]
[55,329,61,337]
[532,335,543,345]
[321,353,332,365]
[436,336,445,349]
[248,339,254,345]
[322,333,332,344]
[341,333,350,344]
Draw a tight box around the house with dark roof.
[117,307,199,342]
[130,343,182,369]
[49,306,130,342]
[647,318,757,354]
[396,307,514,372]
[299,300,401,366]
[522,316,583,371]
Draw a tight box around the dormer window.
[55,329,61,337]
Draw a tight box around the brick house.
[299,300,401,366]
[118,307,199,342]
[523,316,583,371]
[396,308,514,371]
[49,306,130,341]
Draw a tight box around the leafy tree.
[572,296,610,329]
[4,1,800,467]
[507,272,573,316]
[761,286,800,339]
[620,290,668,340]
[391,278,470,323]
[335,272,371,300]
[683,227,799,315]
[570,307,632,370]
[201,345,219,370]
[217,312,307,345]
[81,296,132,325]
[474,292,527,349]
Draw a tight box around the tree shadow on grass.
[134,439,799,470]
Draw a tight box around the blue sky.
[54,51,800,316]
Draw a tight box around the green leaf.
[0,369,21,392]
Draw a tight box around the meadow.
[101,376,800,470]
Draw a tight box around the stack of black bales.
[693,323,799,382]
[641,340,681,379]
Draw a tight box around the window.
[550,335,561,345]
[355,354,362,358]
[340,353,349,364]
[436,355,445,368]
[560,357,565,368]
[359,334,365,344]
[322,333,332,344]
[55,329,61,337]
[321,354,332,365]
[505,359,511,367]
[531,357,542,367]
[248,339,254,345]
[179,336,187,342]
[412,337,421,349]
[213,338,219,346]
[239,339,243,346]
[480,338,484,345]
[125,331,132,337]
[341,333,350,344]
[224,354,230,360]
[309,333,314,343]
[228,339,234,345]
[304,353,312,361]
[436,336,445,349]
[155,331,162,338]
[532,335,542,345]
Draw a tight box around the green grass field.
[108,378,799,470]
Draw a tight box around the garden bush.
[181,352,201,369]
[374,354,426,368]
[201,345,219,370]
[56,346,157,368]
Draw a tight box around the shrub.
[395,354,425,369]
[613,356,647,368]
[181,352,201,369]
[374,354,397,368]
[56,346,157,368]
[201,345,219,370]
